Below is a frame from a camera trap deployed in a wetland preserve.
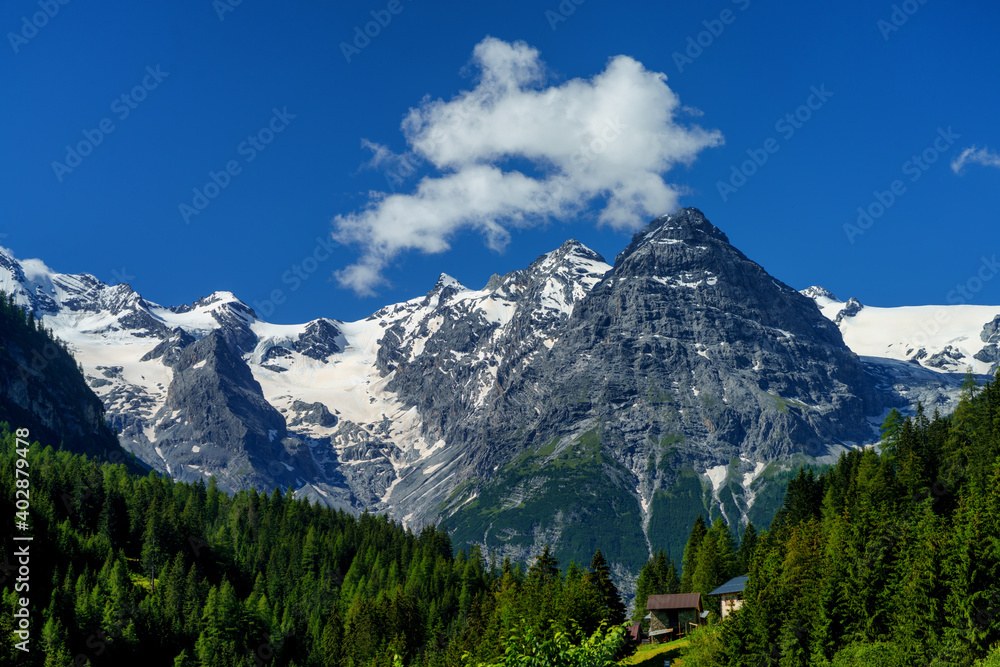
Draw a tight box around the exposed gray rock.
[977,315,1000,375]
[333,419,398,507]
[293,319,343,361]
[129,330,307,492]
[800,286,838,302]
[834,297,864,324]
[974,345,1000,364]
[140,328,195,364]
[981,315,1000,343]
[925,345,965,369]
[372,209,888,573]
[288,400,337,427]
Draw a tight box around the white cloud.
[951,145,1000,174]
[333,36,723,295]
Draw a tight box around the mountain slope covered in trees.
[0,426,629,666]
[680,372,1000,666]
[0,291,135,466]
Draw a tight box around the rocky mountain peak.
[614,207,729,264]
[801,286,838,302]
[481,239,610,309]
[433,273,467,292]
[169,290,255,317]
[546,238,608,267]
[609,208,743,286]
[422,273,469,306]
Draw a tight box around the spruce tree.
[587,549,626,624]
[680,515,708,593]
[737,521,758,573]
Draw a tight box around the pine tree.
[692,527,722,595]
[141,498,162,590]
[527,545,560,585]
[633,561,657,622]
[714,517,739,580]
[41,616,72,667]
[173,649,196,667]
[587,549,626,624]
[737,522,758,573]
[891,505,947,663]
[680,515,708,593]
[693,517,738,596]
[880,407,905,459]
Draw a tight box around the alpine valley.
[2,208,997,590]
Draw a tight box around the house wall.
[649,610,668,634]
[649,607,701,640]
[678,608,699,634]
[649,610,680,643]
[721,593,744,620]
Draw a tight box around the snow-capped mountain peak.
[432,273,468,292]
[800,285,838,304]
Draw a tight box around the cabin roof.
[645,593,702,611]
[709,575,749,596]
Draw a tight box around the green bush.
[831,642,909,667]
[976,644,1000,667]
[680,625,724,667]
[466,621,629,667]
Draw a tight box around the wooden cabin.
[709,575,749,620]
[645,593,703,643]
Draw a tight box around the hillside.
[0,290,136,467]
[684,373,1000,666]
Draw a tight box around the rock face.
[378,209,886,573]
[131,330,296,490]
[834,297,864,325]
[2,207,994,590]
[0,302,131,464]
[975,315,1000,374]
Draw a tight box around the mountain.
[1,209,996,588]
[0,283,134,466]
[399,210,888,577]
[802,286,1000,414]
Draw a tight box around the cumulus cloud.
[333,36,723,295]
[951,145,1000,174]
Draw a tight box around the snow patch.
[705,464,728,493]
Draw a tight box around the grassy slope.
[442,428,648,572]
[621,638,689,666]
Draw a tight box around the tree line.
[0,426,630,666]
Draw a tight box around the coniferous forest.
[676,375,1000,667]
[0,288,635,666]
[0,429,632,666]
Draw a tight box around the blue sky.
[2,0,998,324]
